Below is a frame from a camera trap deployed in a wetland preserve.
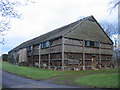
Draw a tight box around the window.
[90,41,94,47]
[41,41,50,48]
[46,41,50,47]
[27,46,32,51]
[94,42,99,47]
[85,41,90,46]
[85,40,99,47]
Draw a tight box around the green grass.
[2,61,65,80]
[2,61,119,88]
[75,73,119,88]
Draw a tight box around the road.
[2,70,80,88]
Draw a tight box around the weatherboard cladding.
[10,15,113,52]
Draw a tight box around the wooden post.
[111,45,114,68]
[99,42,101,68]
[48,41,51,69]
[82,40,85,70]
[31,45,34,66]
[39,44,41,68]
[62,37,65,70]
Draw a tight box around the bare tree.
[0,0,35,44]
[0,18,10,44]
[100,21,118,49]
[100,21,117,37]
[0,0,19,44]
[100,21,119,67]
[108,0,120,67]
[109,0,120,13]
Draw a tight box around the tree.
[0,0,35,44]
[0,0,18,44]
[108,0,120,67]
[109,0,120,13]
[109,0,120,48]
[2,54,8,61]
[100,21,119,67]
[100,21,118,50]
[100,21,117,37]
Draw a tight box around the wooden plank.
[51,59,62,61]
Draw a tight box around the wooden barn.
[8,16,113,70]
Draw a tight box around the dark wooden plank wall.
[24,37,113,69]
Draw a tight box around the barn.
[8,16,113,70]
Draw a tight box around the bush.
[2,54,8,61]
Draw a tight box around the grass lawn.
[2,61,119,88]
[75,73,118,88]
[2,61,65,80]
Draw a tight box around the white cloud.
[2,0,118,53]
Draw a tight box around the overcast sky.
[1,0,118,54]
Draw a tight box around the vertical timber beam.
[82,40,85,70]
[111,45,114,67]
[99,42,101,68]
[118,4,120,52]
[39,44,41,68]
[31,45,34,66]
[48,41,51,69]
[62,37,65,70]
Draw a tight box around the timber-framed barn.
[8,16,113,70]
